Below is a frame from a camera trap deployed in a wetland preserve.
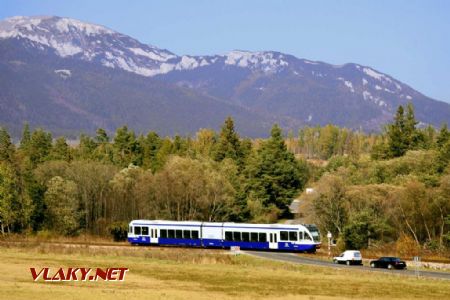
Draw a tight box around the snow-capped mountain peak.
[223,50,289,72]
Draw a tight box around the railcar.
[127,220,321,253]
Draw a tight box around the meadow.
[1,243,450,300]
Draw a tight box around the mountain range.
[1,16,449,137]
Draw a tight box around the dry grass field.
[0,243,449,300]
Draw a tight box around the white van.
[333,250,363,265]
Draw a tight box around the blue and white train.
[127,220,321,253]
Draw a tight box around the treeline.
[1,104,449,251]
[306,104,450,250]
[288,125,379,160]
[0,118,307,235]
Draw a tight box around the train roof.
[130,220,203,226]
[129,220,308,230]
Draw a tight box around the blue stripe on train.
[128,236,316,251]
[277,242,315,251]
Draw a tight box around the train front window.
[305,225,321,242]
[289,231,298,242]
[134,226,141,235]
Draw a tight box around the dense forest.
[0,104,449,251]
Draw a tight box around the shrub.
[108,222,128,242]
[395,234,419,257]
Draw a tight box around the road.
[244,250,450,280]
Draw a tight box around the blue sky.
[2,0,450,103]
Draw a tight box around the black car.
[370,257,407,269]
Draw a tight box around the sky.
[2,0,450,103]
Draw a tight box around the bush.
[395,234,419,257]
[108,222,128,242]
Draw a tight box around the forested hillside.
[0,104,449,251]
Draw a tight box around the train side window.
[155,229,158,238]
[250,232,258,242]
[134,226,141,235]
[225,231,232,241]
[304,233,312,241]
[299,231,303,240]
[168,229,175,238]
[259,233,267,242]
[175,230,182,239]
[183,230,191,239]
[233,232,241,242]
[269,233,273,243]
[274,233,277,243]
[142,226,149,236]
[192,230,199,239]
[160,229,167,238]
[289,231,297,241]
[280,231,288,241]
[242,232,250,242]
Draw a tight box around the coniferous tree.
[387,105,408,157]
[51,137,71,161]
[214,117,243,165]
[0,127,15,163]
[245,124,308,217]
[29,129,52,165]
[436,124,450,149]
[95,128,109,144]
[19,123,31,151]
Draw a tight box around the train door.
[150,227,158,244]
[269,232,278,249]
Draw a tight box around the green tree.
[245,124,307,217]
[387,105,408,158]
[76,134,97,160]
[95,128,109,144]
[214,117,243,165]
[44,176,79,235]
[0,163,18,233]
[29,129,52,165]
[436,124,450,149]
[0,162,32,233]
[153,138,173,172]
[19,123,31,152]
[0,127,15,163]
[113,126,140,166]
[342,210,373,249]
[50,137,71,161]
